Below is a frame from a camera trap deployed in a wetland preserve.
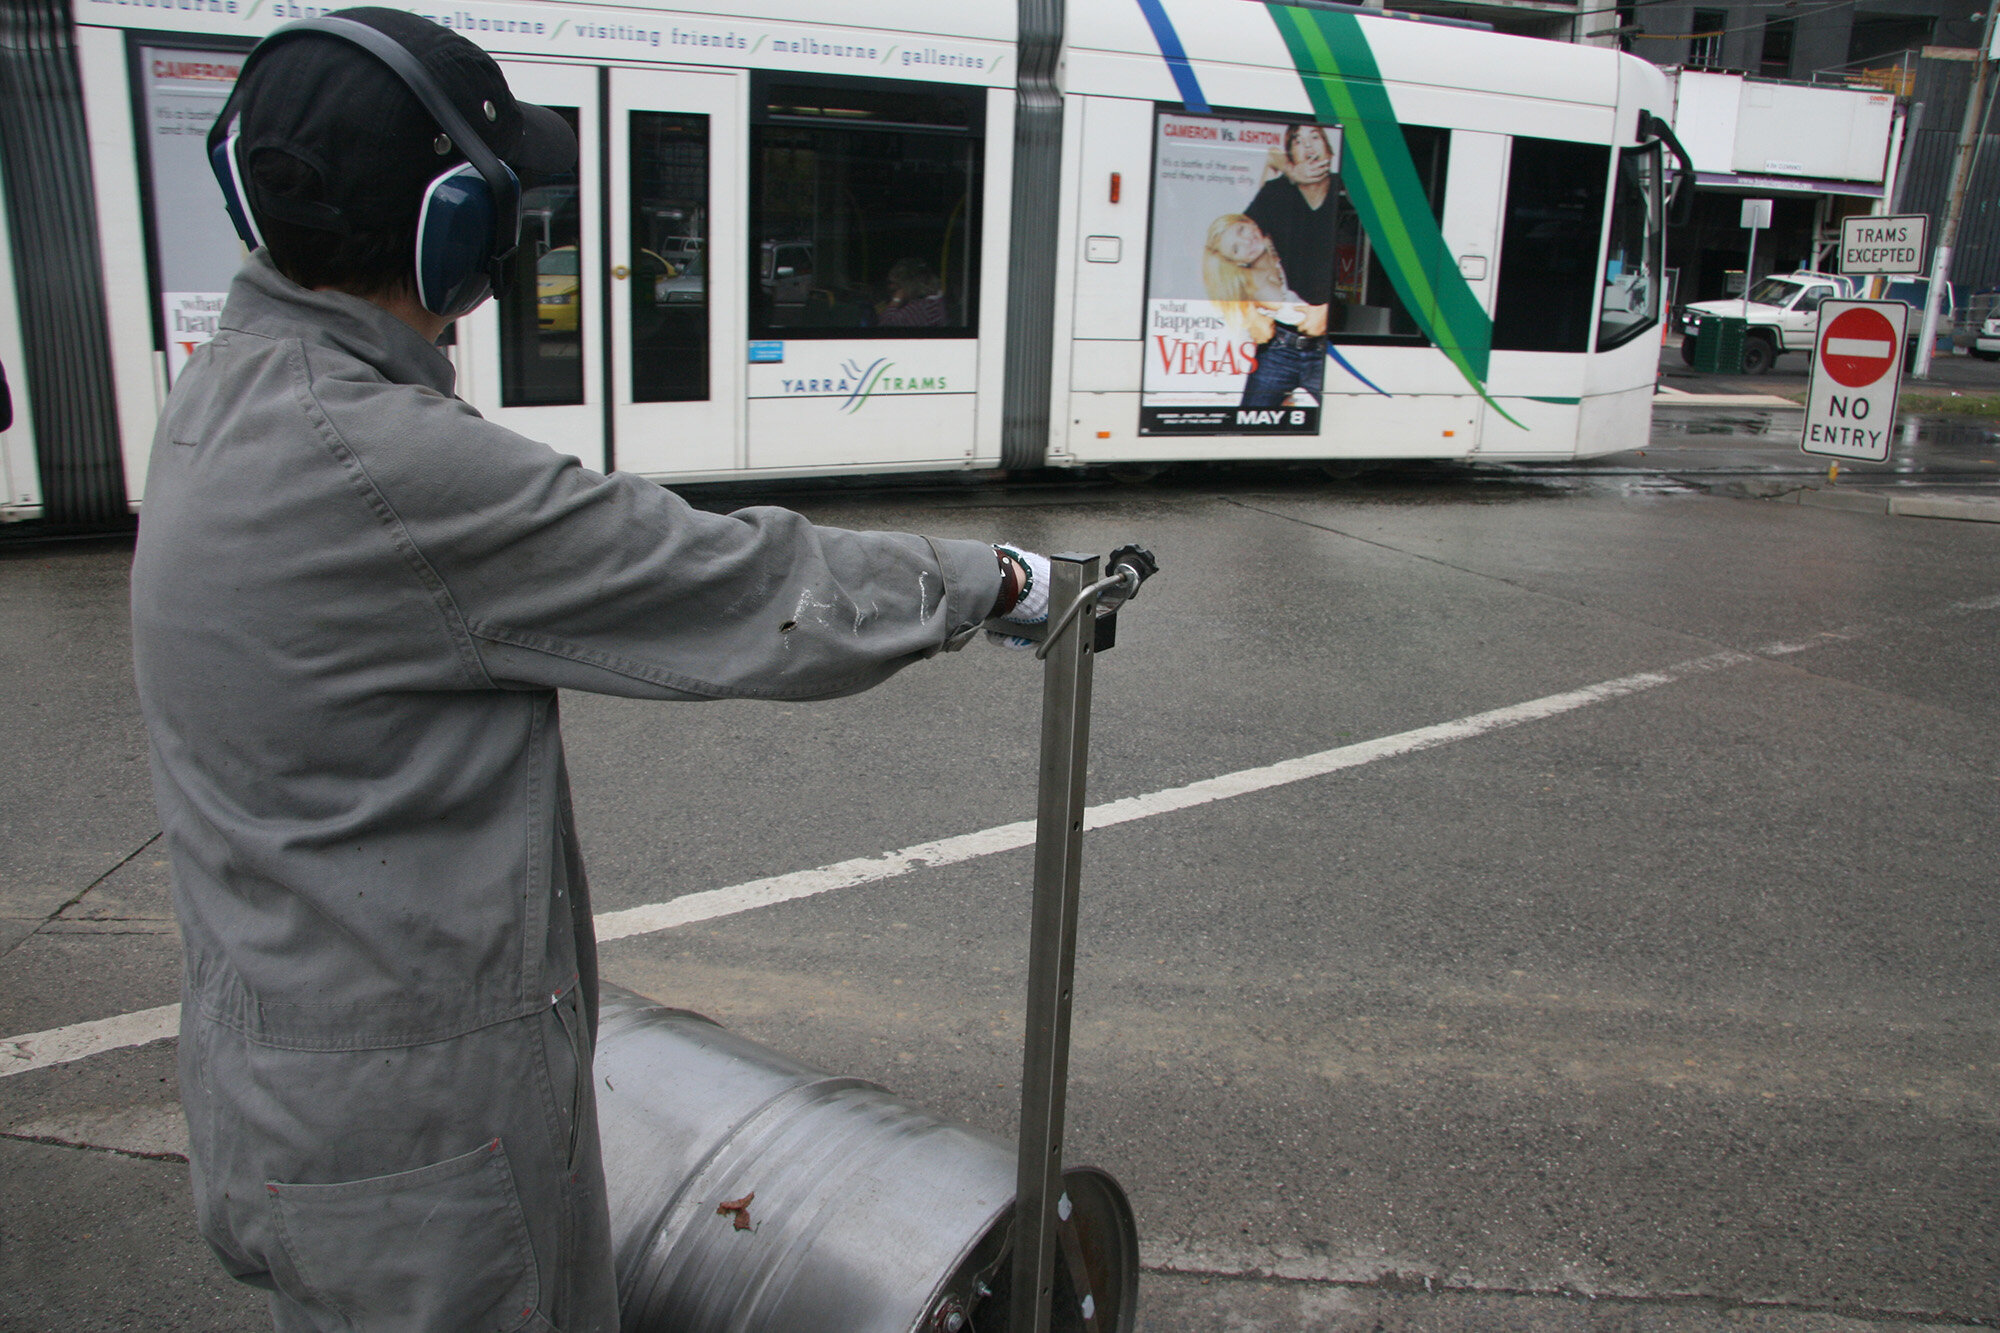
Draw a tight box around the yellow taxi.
[537,245,580,334]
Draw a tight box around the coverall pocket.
[270,1138,542,1332]
[546,989,586,1171]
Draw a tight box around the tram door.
[0,154,41,522]
[608,68,742,477]
[460,62,602,467]
[460,63,741,478]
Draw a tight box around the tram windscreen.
[749,75,982,338]
[1597,142,1665,351]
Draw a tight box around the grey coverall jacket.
[130,252,1003,1332]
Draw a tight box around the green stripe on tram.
[1266,4,1526,428]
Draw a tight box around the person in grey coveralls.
[129,10,1050,1329]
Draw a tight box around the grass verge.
[1774,389,2000,419]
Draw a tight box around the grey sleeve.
[347,389,1003,701]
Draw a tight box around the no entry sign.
[1821,306,1900,386]
[1802,299,1907,463]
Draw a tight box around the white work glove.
[986,545,1049,650]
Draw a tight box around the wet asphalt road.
[1659,333,2000,404]
[2,406,1997,1332]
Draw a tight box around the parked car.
[537,245,580,334]
[1680,271,1855,374]
[653,252,704,306]
[659,236,703,269]
[1882,277,1958,369]
[1975,311,2000,361]
[759,240,816,315]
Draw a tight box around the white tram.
[0,0,1682,525]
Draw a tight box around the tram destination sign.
[1801,299,1908,463]
[1839,214,1928,275]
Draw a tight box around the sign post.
[1840,214,1930,278]
[1801,299,1908,464]
[1915,2,1998,377]
[1740,198,1772,317]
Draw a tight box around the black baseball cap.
[226,7,576,234]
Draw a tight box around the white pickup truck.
[1679,272,1857,374]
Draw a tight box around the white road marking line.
[0,1004,180,1080]
[593,822,1039,942]
[2,649,1755,1078]
[1074,650,1752,835]
[1756,629,1864,656]
[597,650,1752,942]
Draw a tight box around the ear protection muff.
[209,128,266,253]
[206,16,522,318]
[414,161,509,318]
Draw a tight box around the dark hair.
[248,149,417,298]
[1285,124,1333,163]
[886,257,941,298]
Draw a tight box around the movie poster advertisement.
[1142,112,1342,436]
[140,48,245,384]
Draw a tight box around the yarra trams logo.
[779,360,952,414]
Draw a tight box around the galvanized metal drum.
[595,983,1138,1333]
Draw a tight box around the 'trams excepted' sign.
[1839,214,1929,276]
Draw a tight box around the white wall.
[1732,80,1895,183]
[1670,69,1896,184]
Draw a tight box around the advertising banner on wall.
[139,48,247,384]
[1141,112,1341,436]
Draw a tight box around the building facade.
[1378,0,1996,307]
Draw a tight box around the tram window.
[749,74,982,338]
[1326,124,1449,343]
[499,108,583,409]
[1596,142,1664,351]
[630,112,709,404]
[1492,137,1611,354]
